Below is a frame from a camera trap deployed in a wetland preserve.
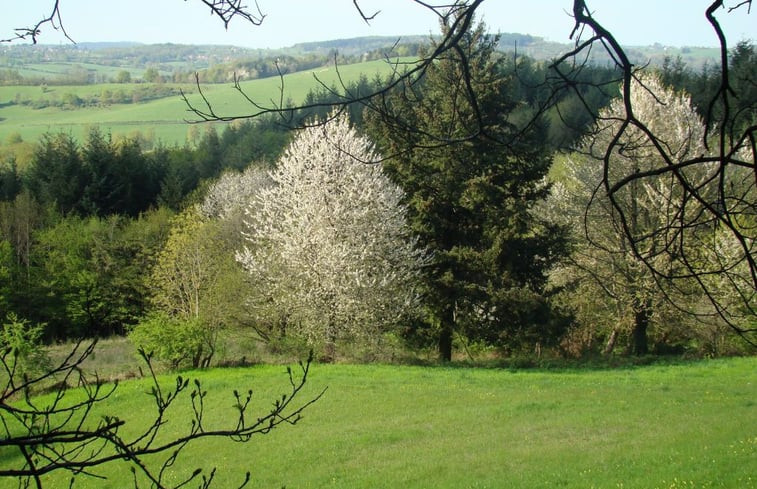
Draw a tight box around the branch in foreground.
[0,0,72,44]
[0,342,323,489]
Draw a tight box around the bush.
[0,313,50,380]
[129,314,216,370]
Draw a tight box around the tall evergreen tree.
[367,18,568,360]
[25,133,87,215]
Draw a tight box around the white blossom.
[200,165,272,221]
[543,73,752,353]
[236,112,429,349]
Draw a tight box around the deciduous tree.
[546,74,754,354]
[30,215,155,339]
[140,206,246,367]
[236,112,427,359]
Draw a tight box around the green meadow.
[8,355,756,489]
[0,59,403,148]
[12,62,143,81]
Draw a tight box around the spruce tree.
[367,18,568,360]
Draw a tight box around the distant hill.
[293,33,720,69]
[290,36,429,55]
[73,42,143,50]
[0,35,721,87]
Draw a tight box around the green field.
[11,62,145,81]
[6,356,755,489]
[0,59,403,149]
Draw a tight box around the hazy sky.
[3,1,755,49]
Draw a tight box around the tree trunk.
[438,305,454,362]
[602,329,619,356]
[322,341,337,363]
[632,299,650,356]
[321,323,338,363]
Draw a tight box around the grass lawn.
[7,356,755,489]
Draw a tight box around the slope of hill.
[0,58,402,149]
[0,35,721,156]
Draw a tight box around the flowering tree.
[236,113,428,358]
[546,74,754,355]
[200,165,272,222]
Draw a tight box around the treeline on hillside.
[1,35,720,87]
[9,85,183,109]
[0,42,423,86]
[0,41,753,362]
[195,45,424,84]
[0,118,291,214]
[658,41,756,135]
[1,43,263,74]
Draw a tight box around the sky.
[2,1,755,49]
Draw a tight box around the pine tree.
[367,18,568,360]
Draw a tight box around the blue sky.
[3,1,754,48]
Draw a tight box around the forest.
[1,30,754,367]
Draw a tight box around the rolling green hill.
[0,59,403,150]
[0,35,720,155]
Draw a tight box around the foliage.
[217,118,291,168]
[0,158,22,201]
[151,208,245,321]
[0,240,11,311]
[658,41,757,137]
[236,112,428,359]
[367,18,569,360]
[143,205,247,367]
[114,69,131,83]
[27,213,169,340]
[0,313,49,380]
[200,165,272,222]
[545,74,752,355]
[25,132,86,215]
[0,207,172,342]
[129,313,214,369]
[0,190,47,281]
[24,130,164,217]
[80,128,164,216]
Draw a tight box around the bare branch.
[2,0,266,44]
[1,343,321,488]
[197,0,266,28]
[1,0,72,44]
[352,0,380,24]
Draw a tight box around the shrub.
[0,313,50,380]
[129,314,216,370]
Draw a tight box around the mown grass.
[0,58,408,149]
[7,355,755,489]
